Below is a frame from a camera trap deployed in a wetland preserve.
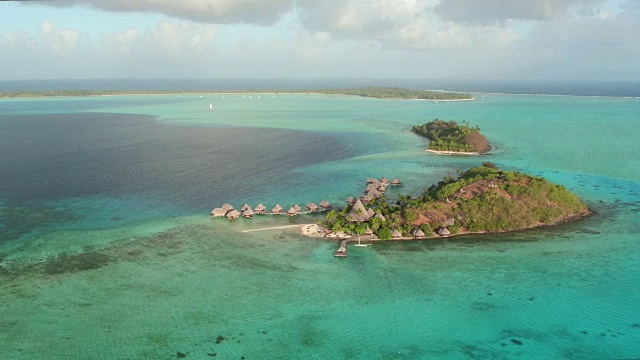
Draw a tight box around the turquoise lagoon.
[0,92,639,359]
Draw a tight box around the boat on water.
[354,236,370,247]
[209,103,214,110]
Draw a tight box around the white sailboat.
[354,235,370,247]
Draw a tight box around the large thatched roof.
[226,209,241,218]
[437,226,451,236]
[319,201,331,208]
[255,203,266,211]
[306,202,318,211]
[211,208,227,216]
[345,198,372,222]
[241,204,250,211]
[364,227,373,235]
[287,206,298,215]
[222,203,235,211]
[243,208,254,217]
[292,204,301,212]
[391,229,402,238]
[272,204,283,213]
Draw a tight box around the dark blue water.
[2,78,639,97]
[0,112,357,211]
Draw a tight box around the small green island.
[0,87,473,101]
[319,163,590,241]
[413,119,491,154]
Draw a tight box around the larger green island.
[320,163,590,240]
[0,87,473,101]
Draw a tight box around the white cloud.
[41,20,82,54]
[434,0,607,24]
[37,0,296,25]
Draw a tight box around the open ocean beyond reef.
[1,80,639,359]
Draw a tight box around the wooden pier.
[334,239,349,258]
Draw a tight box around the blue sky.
[1,0,638,80]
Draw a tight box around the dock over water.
[334,239,349,258]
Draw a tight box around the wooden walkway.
[334,239,349,258]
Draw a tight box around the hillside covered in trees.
[320,164,590,240]
[413,119,491,153]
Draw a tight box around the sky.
[0,0,639,80]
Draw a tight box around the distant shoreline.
[0,87,474,101]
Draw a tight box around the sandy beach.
[426,149,482,155]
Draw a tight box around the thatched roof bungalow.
[345,198,372,222]
[226,209,241,220]
[437,226,451,236]
[287,206,298,216]
[391,229,402,239]
[243,208,254,218]
[367,177,380,184]
[254,204,266,214]
[360,194,373,203]
[346,197,357,204]
[364,227,373,236]
[272,204,283,213]
[292,204,301,212]
[211,208,227,217]
[222,203,235,211]
[380,176,389,184]
[368,189,382,199]
[412,228,426,239]
[306,202,319,212]
[241,204,250,212]
[319,201,331,209]
[391,179,403,186]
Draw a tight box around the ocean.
[1,80,639,359]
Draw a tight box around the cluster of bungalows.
[347,177,402,205]
[211,201,332,220]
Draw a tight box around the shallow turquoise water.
[1,93,639,359]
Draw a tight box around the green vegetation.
[0,87,472,101]
[320,164,590,240]
[412,119,490,153]
[296,87,473,100]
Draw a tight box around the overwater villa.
[254,204,266,214]
[222,203,235,211]
[272,204,283,214]
[367,177,380,184]
[240,204,250,212]
[346,197,357,204]
[380,176,389,184]
[292,204,301,212]
[287,206,298,216]
[306,202,319,212]
[226,209,241,220]
[243,208,254,218]
[211,208,227,217]
[319,201,331,209]
[391,179,403,186]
